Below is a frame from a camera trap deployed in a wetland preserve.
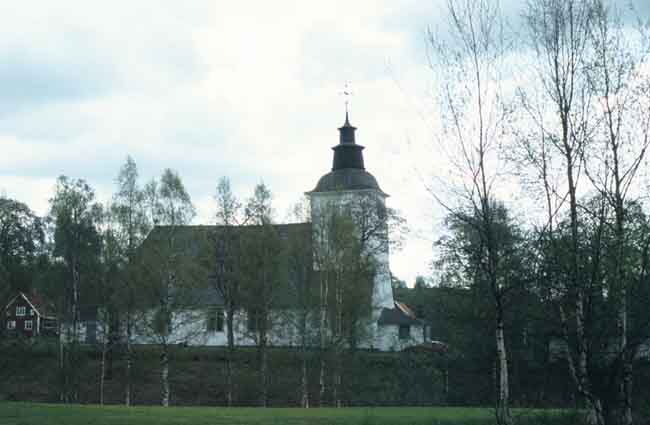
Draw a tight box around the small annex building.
[4,292,57,337]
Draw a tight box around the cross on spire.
[339,81,353,119]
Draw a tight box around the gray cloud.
[0,44,116,113]
[6,0,645,286]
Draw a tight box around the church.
[304,112,427,351]
[79,113,428,352]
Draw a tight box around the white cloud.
[6,0,645,286]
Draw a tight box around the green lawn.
[0,402,575,425]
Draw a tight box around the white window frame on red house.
[7,320,16,330]
[24,320,33,330]
[16,306,26,316]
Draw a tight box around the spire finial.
[339,81,353,125]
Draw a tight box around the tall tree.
[311,198,375,407]
[112,156,150,406]
[211,176,244,406]
[521,1,620,423]
[286,198,316,408]
[583,2,650,422]
[437,202,531,402]
[240,182,286,407]
[0,196,44,310]
[428,0,514,422]
[95,204,122,405]
[49,176,102,402]
[135,168,197,407]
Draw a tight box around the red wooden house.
[4,292,57,337]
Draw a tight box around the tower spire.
[332,113,363,170]
[340,81,353,126]
[338,110,357,144]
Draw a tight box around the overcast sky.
[1,0,648,285]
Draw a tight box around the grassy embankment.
[0,402,579,425]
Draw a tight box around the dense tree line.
[0,157,393,409]
[425,0,650,424]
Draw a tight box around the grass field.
[0,402,577,425]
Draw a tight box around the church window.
[216,309,224,332]
[206,308,224,332]
[399,325,410,340]
[247,310,259,332]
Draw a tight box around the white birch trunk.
[319,278,328,406]
[226,307,234,407]
[100,336,107,405]
[299,311,309,408]
[161,345,170,407]
[301,353,309,408]
[319,355,326,406]
[125,314,133,407]
[59,320,66,403]
[260,340,268,408]
[495,320,510,425]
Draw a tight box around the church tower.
[307,113,394,310]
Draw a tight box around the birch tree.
[286,198,316,408]
[134,168,197,407]
[522,1,604,422]
[49,176,102,403]
[112,156,151,406]
[240,182,286,407]
[428,1,514,422]
[583,2,650,422]
[311,199,375,407]
[95,205,121,405]
[212,176,244,406]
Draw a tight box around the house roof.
[377,300,423,326]
[5,292,56,318]
[28,292,56,318]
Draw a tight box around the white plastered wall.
[308,189,394,311]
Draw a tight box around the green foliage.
[245,182,273,225]
[0,197,44,303]
[49,176,103,269]
[239,223,288,337]
[153,169,196,227]
[112,156,150,257]
[315,205,374,348]
[413,276,428,289]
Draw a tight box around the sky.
[1,0,648,286]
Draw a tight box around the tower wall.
[308,189,394,310]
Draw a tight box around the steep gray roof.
[139,223,313,308]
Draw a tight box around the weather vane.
[339,81,353,115]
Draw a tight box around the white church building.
[76,114,428,352]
